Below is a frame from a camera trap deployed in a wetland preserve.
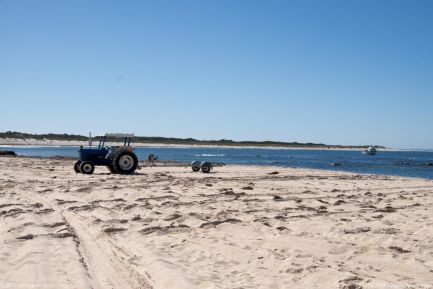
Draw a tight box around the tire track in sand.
[20,189,153,289]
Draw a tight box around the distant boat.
[363,146,377,155]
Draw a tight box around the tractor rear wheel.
[112,151,138,174]
[80,161,95,174]
[74,161,81,173]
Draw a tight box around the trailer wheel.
[74,161,81,173]
[191,161,201,172]
[201,162,212,173]
[112,151,138,174]
[80,161,95,174]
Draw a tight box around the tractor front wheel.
[112,151,138,174]
[74,161,81,173]
[80,161,95,174]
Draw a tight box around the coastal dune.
[1,156,433,288]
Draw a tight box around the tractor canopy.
[96,133,135,148]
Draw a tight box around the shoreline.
[1,155,432,181]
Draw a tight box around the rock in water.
[0,150,17,156]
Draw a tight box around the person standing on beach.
[148,154,157,167]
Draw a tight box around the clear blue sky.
[1,0,432,149]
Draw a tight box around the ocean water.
[2,145,433,180]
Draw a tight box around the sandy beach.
[1,156,433,289]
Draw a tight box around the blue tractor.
[74,133,139,174]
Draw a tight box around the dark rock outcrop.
[0,150,17,156]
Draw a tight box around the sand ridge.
[1,156,433,288]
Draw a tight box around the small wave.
[194,154,225,157]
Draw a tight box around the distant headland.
[0,131,385,150]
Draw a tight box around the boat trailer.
[191,161,225,173]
